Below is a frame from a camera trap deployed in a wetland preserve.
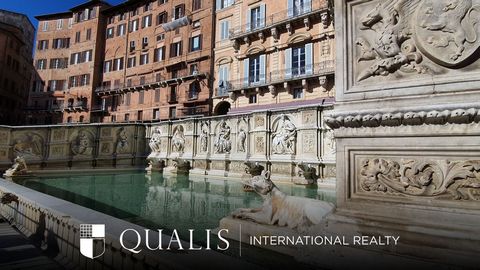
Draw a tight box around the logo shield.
[80,224,106,259]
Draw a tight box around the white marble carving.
[115,127,129,154]
[3,156,28,177]
[149,127,162,153]
[200,122,209,152]
[272,114,297,155]
[172,126,185,153]
[13,133,43,158]
[70,130,93,156]
[214,120,232,154]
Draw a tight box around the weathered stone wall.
[0,124,147,171]
[147,105,335,182]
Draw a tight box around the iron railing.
[229,0,327,39]
[220,60,334,93]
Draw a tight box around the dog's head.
[246,170,274,195]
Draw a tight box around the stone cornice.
[326,108,480,129]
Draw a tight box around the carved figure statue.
[297,162,318,185]
[172,126,185,153]
[272,114,297,154]
[71,131,92,156]
[115,127,129,154]
[214,120,231,154]
[149,127,162,153]
[232,170,335,232]
[3,156,28,177]
[200,123,209,152]
[13,133,43,158]
[237,128,247,152]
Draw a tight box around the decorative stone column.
[325,0,480,267]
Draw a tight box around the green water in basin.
[13,172,336,268]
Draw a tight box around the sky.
[0,0,124,28]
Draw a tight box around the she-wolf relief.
[355,0,480,82]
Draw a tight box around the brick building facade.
[0,10,35,125]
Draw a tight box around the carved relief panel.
[345,0,480,97]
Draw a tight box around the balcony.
[229,0,328,42]
[180,105,208,117]
[95,71,208,97]
[64,101,88,112]
[91,104,107,112]
[226,60,335,94]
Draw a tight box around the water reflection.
[15,172,335,242]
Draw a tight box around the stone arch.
[215,56,233,65]
[214,101,231,115]
[245,45,266,56]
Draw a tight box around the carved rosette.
[359,158,480,200]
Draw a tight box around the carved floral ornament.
[359,158,480,200]
[354,0,480,82]
[325,108,480,129]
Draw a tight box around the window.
[218,65,230,95]
[108,16,115,24]
[130,8,138,17]
[154,46,165,62]
[142,15,152,28]
[137,110,143,121]
[75,31,81,43]
[169,107,176,118]
[189,35,202,52]
[220,20,229,40]
[68,74,90,87]
[250,6,264,30]
[293,88,303,99]
[289,0,311,17]
[158,0,167,5]
[139,91,144,104]
[124,113,130,121]
[192,20,201,28]
[127,79,132,87]
[142,37,148,48]
[144,2,152,12]
[189,81,200,99]
[157,12,167,25]
[69,50,93,65]
[140,76,146,85]
[140,53,149,65]
[50,58,68,69]
[53,38,70,49]
[104,60,112,73]
[127,56,136,68]
[42,21,48,31]
[37,40,49,50]
[153,108,160,119]
[129,19,139,32]
[111,115,117,122]
[113,58,124,71]
[169,86,177,101]
[154,89,160,102]
[36,59,47,70]
[68,18,73,28]
[249,94,257,104]
[156,33,165,42]
[285,43,312,77]
[218,0,234,10]
[86,29,92,40]
[79,116,84,123]
[190,64,198,75]
[192,0,201,10]
[67,116,72,123]
[106,27,114,38]
[117,24,126,36]
[57,19,63,29]
[156,73,163,82]
[173,5,184,19]
[129,40,135,52]
[292,46,306,76]
[170,41,182,57]
[249,55,261,83]
[119,13,126,21]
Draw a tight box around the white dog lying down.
[232,171,335,232]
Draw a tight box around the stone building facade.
[212,0,335,115]
[0,10,35,125]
